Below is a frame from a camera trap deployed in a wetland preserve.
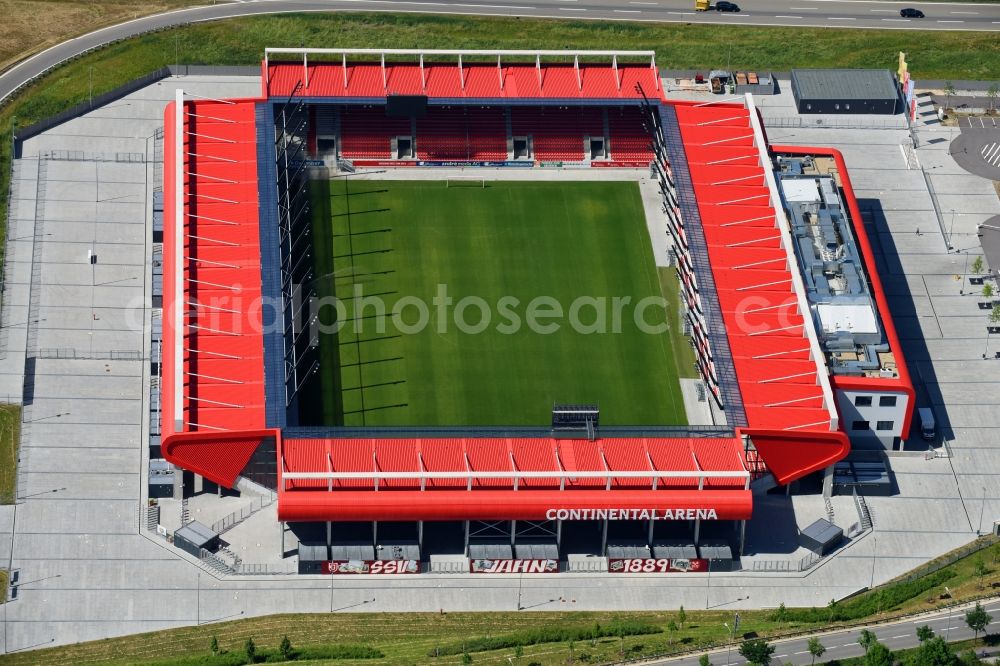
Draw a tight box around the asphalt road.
[647,597,1000,666]
[2,0,1000,104]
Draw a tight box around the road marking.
[882,18,909,22]
[794,651,809,655]
[951,11,979,14]
[559,7,586,10]
[891,634,909,639]
[870,8,895,12]
[629,2,658,5]
[983,143,1000,168]
[452,3,535,7]
[842,642,859,647]
[614,9,641,12]
[668,11,695,14]
[776,15,803,19]
[775,655,788,659]
[789,7,813,10]
[828,17,855,20]
[937,20,964,23]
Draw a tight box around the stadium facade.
[159,49,912,566]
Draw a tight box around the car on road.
[900,8,925,18]
[715,1,740,12]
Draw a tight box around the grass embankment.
[0,403,19,504]
[307,179,685,427]
[0,0,202,73]
[6,538,1000,666]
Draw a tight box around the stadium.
[159,48,915,573]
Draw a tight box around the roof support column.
[498,53,504,91]
[652,54,659,91]
[536,54,542,89]
[419,53,426,91]
[343,53,348,90]
[574,55,581,91]
[303,52,309,89]
[458,54,464,90]
[613,54,620,91]
[381,52,387,92]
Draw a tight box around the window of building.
[879,395,897,407]
[854,396,873,407]
[876,421,894,431]
[852,420,870,431]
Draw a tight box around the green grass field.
[304,178,686,427]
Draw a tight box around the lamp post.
[724,622,734,666]
[978,485,987,536]
[945,586,953,641]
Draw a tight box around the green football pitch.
[303,178,691,427]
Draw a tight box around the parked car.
[900,8,925,18]
[716,1,740,12]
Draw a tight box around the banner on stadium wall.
[322,559,420,574]
[910,98,917,122]
[470,558,559,574]
[608,558,710,574]
[590,161,652,168]
[350,159,533,168]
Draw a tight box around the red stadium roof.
[277,435,751,522]
[161,95,267,449]
[264,59,660,100]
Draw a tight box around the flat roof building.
[790,69,900,115]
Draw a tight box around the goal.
[446,177,486,188]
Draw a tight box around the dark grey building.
[173,521,219,558]
[798,518,844,556]
[790,69,900,115]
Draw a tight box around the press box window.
[854,396,873,407]
[852,420,870,431]
[879,396,897,407]
[876,421,894,431]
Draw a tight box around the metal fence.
[38,348,143,360]
[761,116,908,130]
[210,495,275,534]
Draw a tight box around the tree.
[984,283,994,300]
[678,606,688,630]
[774,603,789,623]
[988,83,999,114]
[972,256,985,275]
[210,635,219,656]
[700,654,713,666]
[912,636,957,666]
[863,641,893,666]
[244,637,256,664]
[279,635,292,660]
[917,625,935,642]
[859,629,877,653]
[975,557,989,589]
[991,303,1000,325]
[668,620,679,645]
[807,637,826,666]
[945,81,957,111]
[739,639,776,666]
[965,601,992,644]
